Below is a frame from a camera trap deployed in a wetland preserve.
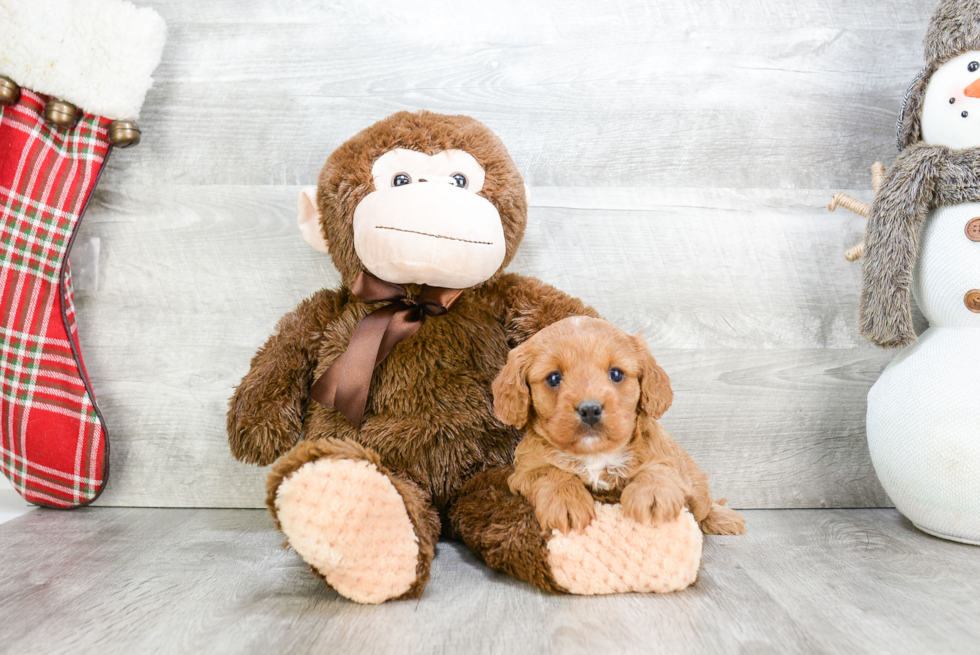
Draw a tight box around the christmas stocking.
[0,0,166,507]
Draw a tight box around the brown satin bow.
[309,270,463,428]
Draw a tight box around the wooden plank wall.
[73,0,935,508]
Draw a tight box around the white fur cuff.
[0,0,166,120]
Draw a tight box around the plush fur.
[0,0,166,120]
[863,0,980,347]
[265,438,440,600]
[274,456,421,604]
[314,111,528,288]
[545,503,704,595]
[228,111,602,601]
[898,0,980,150]
[495,317,745,536]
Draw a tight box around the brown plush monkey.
[228,111,703,603]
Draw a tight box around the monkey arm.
[489,273,600,347]
[860,143,942,348]
[227,287,342,465]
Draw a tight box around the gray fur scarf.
[861,144,980,347]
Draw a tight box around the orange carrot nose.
[965,78,980,98]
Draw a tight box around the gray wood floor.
[0,508,976,655]
[69,0,937,510]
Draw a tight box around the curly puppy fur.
[863,0,980,347]
[227,111,600,599]
[493,317,745,537]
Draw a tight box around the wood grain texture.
[65,0,941,508]
[74,184,894,508]
[1,508,977,655]
[102,0,933,189]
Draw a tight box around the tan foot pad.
[546,503,702,595]
[275,458,419,604]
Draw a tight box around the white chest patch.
[562,450,631,491]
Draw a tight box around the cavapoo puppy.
[493,316,745,536]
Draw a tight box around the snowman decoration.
[831,0,980,544]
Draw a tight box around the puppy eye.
[392,173,412,187]
[970,61,979,72]
[452,173,467,188]
[609,368,625,383]
[545,372,562,388]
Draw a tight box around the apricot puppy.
[493,316,745,536]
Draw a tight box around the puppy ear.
[298,187,330,253]
[632,334,673,420]
[492,344,534,429]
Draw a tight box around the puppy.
[493,316,745,536]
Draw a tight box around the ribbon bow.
[310,270,463,428]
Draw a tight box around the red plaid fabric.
[0,89,110,508]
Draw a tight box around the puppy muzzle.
[576,401,603,426]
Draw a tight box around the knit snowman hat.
[898,0,980,149]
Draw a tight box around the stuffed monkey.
[228,111,704,603]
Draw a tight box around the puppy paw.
[621,479,686,525]
[534,485,597,534]
[699,500,746,535]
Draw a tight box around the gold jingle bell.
[0,76,20,107]
[108,120,141,148]
[44,99,80,129]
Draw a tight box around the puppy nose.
[577,401,603,426]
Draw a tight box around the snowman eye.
[392,173,412,187]
[970,61,979,72]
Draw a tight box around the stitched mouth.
[376,225,492,245]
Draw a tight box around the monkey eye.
[545,372,562,388]
[452,173,467,188]
[970,61,979,72]
[609,368,625,383]
[392,173,412,187]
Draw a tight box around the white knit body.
[867,202,980,544]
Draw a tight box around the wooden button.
[966,218,980,242]
[966,290,980,313]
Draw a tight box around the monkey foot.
[545,503,702,595]
[274,457,420,604]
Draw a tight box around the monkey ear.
[297,187,329,253]
[492,344,534,429]
[524,183,531,204]
[633,334,673,420]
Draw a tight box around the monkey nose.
[417,176,457,185]
[577,401,603,426]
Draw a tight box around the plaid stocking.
[0,0,165,508]
[0,90,111,507]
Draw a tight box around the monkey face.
[352,148,507,288]
[311,112,528,288]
